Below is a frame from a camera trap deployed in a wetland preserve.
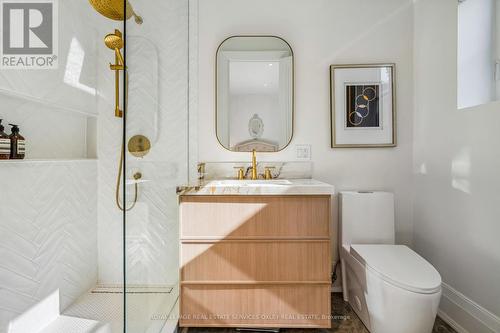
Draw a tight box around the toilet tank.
[340,191,395,246]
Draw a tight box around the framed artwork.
[330,64,396,148]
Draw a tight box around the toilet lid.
[350,244,442,294]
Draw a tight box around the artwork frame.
[330,64,396,148]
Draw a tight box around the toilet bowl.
[339,192,442,333]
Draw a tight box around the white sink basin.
[208,179,293,187]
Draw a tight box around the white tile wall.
[0,160,98,333]
[0,1,99,115]
[0,2,102,332]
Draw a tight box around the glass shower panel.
[0,0,127,332]
[124,0,189,332]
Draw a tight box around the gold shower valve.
[128,135,151,158]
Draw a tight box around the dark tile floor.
[185,293,457,333]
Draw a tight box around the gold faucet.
[251,149,258,180]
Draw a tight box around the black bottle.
[9,124,25,160]
[0,119,10,160]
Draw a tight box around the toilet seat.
[350,244,442,294]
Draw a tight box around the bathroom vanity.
[178,179,334,328]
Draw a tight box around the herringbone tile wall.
[0,161,98,333]
[0,2,103,332]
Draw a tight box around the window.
[457,0,499,109]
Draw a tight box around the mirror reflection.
[216,36,293,152]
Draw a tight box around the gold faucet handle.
[233,167,245,180]
[264,167,276,180]
[198,163,207,180]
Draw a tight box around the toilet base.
[341,251,441,333]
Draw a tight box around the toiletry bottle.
[0,120,10,160]
[9,124,25,160]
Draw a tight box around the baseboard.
[439,282,500,333]
[438,309,469,333]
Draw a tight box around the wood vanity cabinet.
[179,195,332,328]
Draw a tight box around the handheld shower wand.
[105,30,125,118]
[103,30,143,212]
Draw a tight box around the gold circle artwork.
[349,87,377,126]
[128,135,151,158]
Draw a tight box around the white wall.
[196,0,415,245]
[414,1,500,332]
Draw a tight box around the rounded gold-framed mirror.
[216,35,294,152]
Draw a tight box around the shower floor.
[39,285,179,333]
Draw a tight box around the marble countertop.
[177,179,335,196]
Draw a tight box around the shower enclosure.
[0,0,190,332]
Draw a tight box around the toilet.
[339,191,442,333]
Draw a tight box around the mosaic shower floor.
[184,293,457,333]
[38,285,178,333]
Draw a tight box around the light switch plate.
[296,144,312,160]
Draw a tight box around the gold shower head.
[88,0,143,24]
[104,32,124,50]
[104,30,125,67]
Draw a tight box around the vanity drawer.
[180,284,331,328]
[180,195,330,239]
[181,240,331,282]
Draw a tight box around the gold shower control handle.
[128,135,151,158]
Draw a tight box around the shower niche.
[0,16,99,161]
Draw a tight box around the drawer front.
[180,284,331,328]
[181,241,331,282]
[180,195,330,239]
